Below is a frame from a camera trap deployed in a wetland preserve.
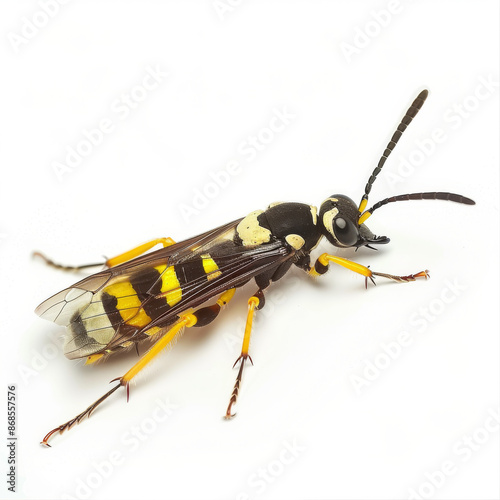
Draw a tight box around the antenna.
[358,191,475,225]
[358,89,429,214]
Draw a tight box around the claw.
[232,354,253,368]
[365,274,376,289]
[364,266,376,289]
[109,377,130,402]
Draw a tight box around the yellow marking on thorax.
[155,265,183,306]
[201,254,222,280]
[237,210,272,245]
[104,281,152,327]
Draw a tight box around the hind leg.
[40,289,236,447]
[33,237,176,271]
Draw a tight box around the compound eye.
[333,217,358,246]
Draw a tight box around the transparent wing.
[35,274,112,326]
[35,219,241,326]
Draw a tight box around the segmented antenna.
[358,192,475,225]
[358,89,429,214]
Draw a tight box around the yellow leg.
[106,237,176,267]
[33,237,176,273]
[120,314,196,388]
[40,290,237,447]
[309,253,429,285]
[41,313,196,447]
[120,289,237,390]
[241,297,259,358]
[224,291,263,419]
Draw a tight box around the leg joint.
[250,289,266,310]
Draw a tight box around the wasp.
[35,89,474,446]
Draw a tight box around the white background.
[0,1,498,500]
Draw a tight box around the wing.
[35,219,241,324]
[35,219,295,359]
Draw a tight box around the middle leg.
[224,289,265,419]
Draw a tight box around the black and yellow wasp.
[36,90,474,446]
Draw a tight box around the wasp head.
[318,194,389,249]
[317,91,476,250]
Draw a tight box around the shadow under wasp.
[35,89,475,446]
